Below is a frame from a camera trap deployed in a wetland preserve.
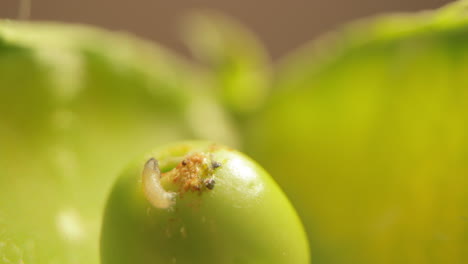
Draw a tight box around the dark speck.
[211,161,221,169]
[205,178,216,190]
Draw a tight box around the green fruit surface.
[247,1,468,264]
[101,141,310,264]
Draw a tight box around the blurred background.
[0,0,453,60]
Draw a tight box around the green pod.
[101,141,309,264]
[246,1,468,264]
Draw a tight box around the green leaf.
[247,1,468,263]
[182,11,271,119]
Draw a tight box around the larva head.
[100,141,309,264]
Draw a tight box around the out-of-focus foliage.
[182,11,271,119]
[180,11,272,149]
[247,1,468,263]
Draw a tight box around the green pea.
[100,141,309,264]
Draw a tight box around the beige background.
[0,0,453,59]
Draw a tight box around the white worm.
[142,158,177,209]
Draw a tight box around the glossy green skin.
[247,2,468,264]
[101,141,310,264]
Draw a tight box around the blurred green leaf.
[182,11,271,119]
[247,1,468,263]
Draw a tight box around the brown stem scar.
[142,152,221,209]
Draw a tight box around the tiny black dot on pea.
[211,161,221,169]
[205,179,216,190]
[182,160,187,166]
